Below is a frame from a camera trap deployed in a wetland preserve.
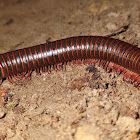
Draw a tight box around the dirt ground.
[0,0,140,140]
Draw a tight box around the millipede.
[0,36,140,89]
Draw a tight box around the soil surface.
[0,0,140,140]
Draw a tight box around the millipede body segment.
[0,36,140,88]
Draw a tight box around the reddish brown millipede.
[0,36,139,88]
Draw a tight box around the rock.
[116,116,140,132]
[74,125,101,140]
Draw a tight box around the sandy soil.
[0,0,140,140]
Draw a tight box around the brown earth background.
[0,0,140,140]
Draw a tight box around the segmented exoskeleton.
[0,36,139,88]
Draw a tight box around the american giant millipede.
[0,36,140,88]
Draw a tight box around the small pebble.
[106,23,117,31]
[86,65,97,73]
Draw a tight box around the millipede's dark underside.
[0,36,140,88]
